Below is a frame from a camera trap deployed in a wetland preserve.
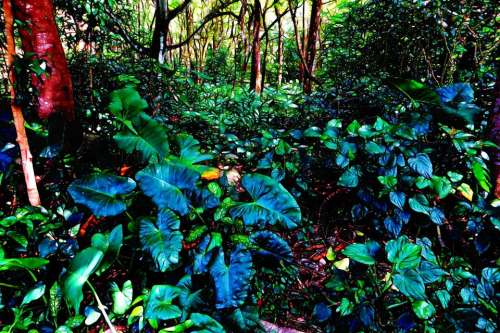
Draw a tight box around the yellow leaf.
[129,306,143,318]
[201,168,220,181]
[326,247,335,261]
[334,258,350,271]
[458,183,473,201]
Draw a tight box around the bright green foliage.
[63,247,104,312]
[114,113,170,162]
[144,285,182,321]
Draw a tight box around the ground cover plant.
[0,0,498,332]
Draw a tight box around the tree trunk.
[151,0,168,62]
[304,0,322,94]
[12,0,75,121]
[3,0,41,206]
[492,67,500,198]
[249,0,262,94]
[276,7,284,86]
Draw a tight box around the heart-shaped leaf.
[140,209,183,272]
[230,174,301,229]
[210,245,254,309]
[110,280,133,315]
[136,162,199,215]
[144,285,181,321]
[68,175,136,217]
[114,113,170,162]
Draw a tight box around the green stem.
[0,282,21,289]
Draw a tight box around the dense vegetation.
[0,0,498,332]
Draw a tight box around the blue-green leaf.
[389,192,406,210]
[393,269,426,299]
[230,174,301,229]
[68,175,136,217]
[140,209,182,272]
[136,162,199,215]
[176,134,213,165]
[337,166,360,188]
[210,245,254,309]
[21,283,45,306]
[63,247,104,312]
[114,113,169,162]
[408,153,433,178]
[190,313,226,333]
[250,231,293,264]
[110,280,133,315]
[343,243,376,265]
[144,285,181,321]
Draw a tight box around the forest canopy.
[0,0,499,332]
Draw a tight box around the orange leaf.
[201,168,220,181]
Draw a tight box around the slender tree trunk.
[12,0,75,121]
[492,67,500,198]
[276,7,284,86]
[249,0,262,94]
[3,0,41,206]
[304,0,322,94]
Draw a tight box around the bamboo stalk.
[3,0,41,207]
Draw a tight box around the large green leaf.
[0,257,49,271]
[386,237,422,270]
[114,113,170,162]
[391,79,441,105]
[209,245,254,309]
[144,285,182,321]
[343,243,376,265]
[393,269,426,299]
[136,162,199,215]
[68,175,136,217]
[108,87,148,126]
[190,313,226,333]
[177,275,204,321]
[175,134,213,165]
[63,247,104,312]
[408,153,433,178]
[94,224,123,275]
[140,209,183,272]
[230,174,301,229]
[250,231,293,264]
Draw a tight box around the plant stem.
[86,281,117,333]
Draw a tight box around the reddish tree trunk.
[3,0,41,206]
[12,0,75,121]
[249,0,262,94]
[304,0,322,94]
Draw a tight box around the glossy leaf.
[144,285,182,321]
[343,243,376,265]
[63,247,104,312]
[114,113,169,162]
[210,245,254,309]
[111,280,133,315]
[140,209,182,272]
[68,175,136,217]
[136,162,199,215]
[230,174,301,229]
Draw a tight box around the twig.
[86,282,117,333]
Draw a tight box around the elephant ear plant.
[64,87,301,332]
